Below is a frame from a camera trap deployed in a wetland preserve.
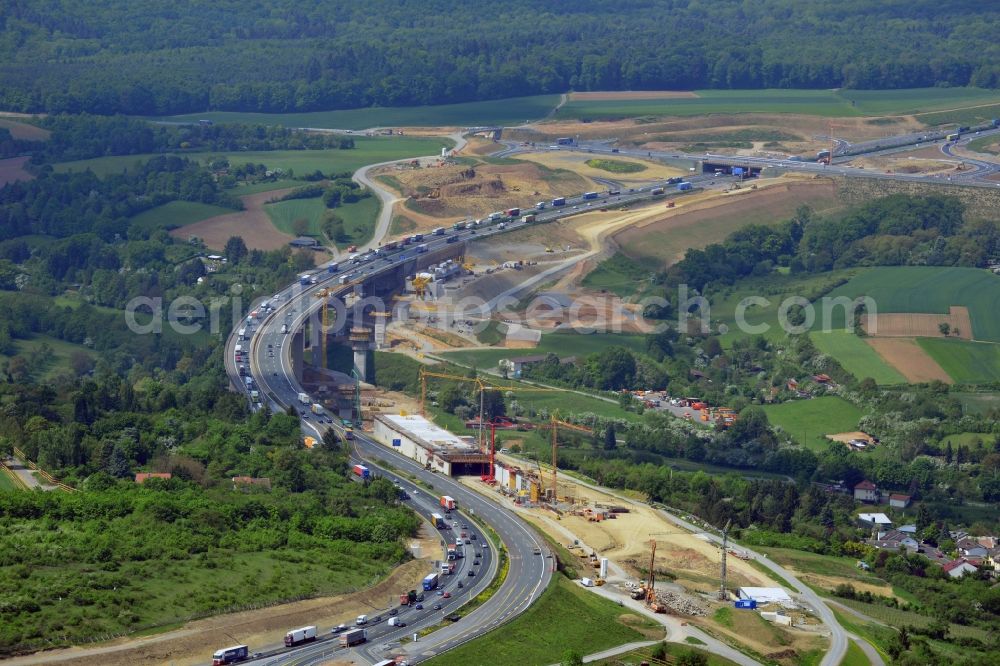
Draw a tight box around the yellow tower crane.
[313,288,336,370]
[538,413,592,504]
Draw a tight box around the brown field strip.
[0,156,34,186]
[863,306,972,339]
[169,189,297,251]
[865,338,952,383]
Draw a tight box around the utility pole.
[719,519,731,601]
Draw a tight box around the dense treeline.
[0,156,240,241]
[661,195,995,295]
[31,115,356,164]
[1,1,998,115]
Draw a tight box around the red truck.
[353,464,370,480]
[440,495,456,511]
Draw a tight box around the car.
[389,608,398,616]
[436,590,444,596]
[482,543,489,549]
[457,580,464,588]
[461,523,468,529]
[470,534,477,540]
[371,615,382,623]
[464,539,471,544]
[331,624,348,634]
[267,343,272,348]
[474,560,480,566]
[416,593,424,601]
[414,603,423,610]
[468,570,475,577]
[433,603,442,610]
[395,621,407,628]
[443,591,451,598]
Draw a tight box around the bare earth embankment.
[865,338,952,383]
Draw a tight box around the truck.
[452,221,466,230]
[298,274,311,286]
[431,512,446,528]
[816,149,831,160]
[551,196,566,206]
[416,243,429,253]
[280,323,289,334]
[234,344,243,356]
[506,207,520,217]
[734,599,758,610]
[400,589,417,605]
[344,427,354,440]
[211,645,249,665]
[581,577,594,587]
[441,561,455,575]
[433,227,445,235]
[339,628,367,647]
[283,626,317,647]
[297,392,309,405]
[446,235,458,244]
[556,137,573,145]
[353,464,370,480]
[422,572,440,590]
[677,182,693,191]
[650,187,665,196]
[946,133,960,142]
[237,327,246,340]
[327,262,339,273]
[238,365,247,376]
[446,545,457,561]
[520,214,536,224]
[488,211,503,221]
[582,191,598,200]
[311,403,324,415]
[440,495,456,511]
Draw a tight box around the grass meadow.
[762,396,865,451]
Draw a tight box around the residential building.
[943,558,980,579]
[858,512,892,528]
[889,493,911,509]
[135,472,171,483]
[853,480,879,503]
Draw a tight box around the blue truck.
[582,191,599,200]
[734,599,757,610]
[677,182,693,191]
[551,196,566,206]
[422,572,440,591]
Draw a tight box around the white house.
[943,558,979,579]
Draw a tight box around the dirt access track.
[865,337,952,384]
[568,91,700,101]
[7,528,442,666]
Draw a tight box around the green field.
[557,88,1000,121]
[758,547,886,587]
[953,392,1000,415]
[154,95,562,130]
[592,642,737,666]
[917,338,1000,383]
[1,334,97,383]
[916,102,1000,128]
[265,197,328,237]
[966,133,1000,155]
[581,253,655,298]
[129,201,232,232]
[421,575,657,666]
[824,267,1000,342]
[584,158,647,174]
[840,639,871,666]
[763,396,865,451]
[810,331,907,384]
[52,136,450,177]
[0,470,19,492]
[935,431,997,448]
[440,331,648,368]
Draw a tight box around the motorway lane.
[240,473,491,666]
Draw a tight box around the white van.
[356,614,368,625]
[388,617,404,627]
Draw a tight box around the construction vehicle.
[645,539,667,613]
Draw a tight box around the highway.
[217,116,1000,662]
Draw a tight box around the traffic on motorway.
[208,472,495,666]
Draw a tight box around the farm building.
[738,587,794,608]
[289,237,320,248]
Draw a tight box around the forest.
[1,0,999,115]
